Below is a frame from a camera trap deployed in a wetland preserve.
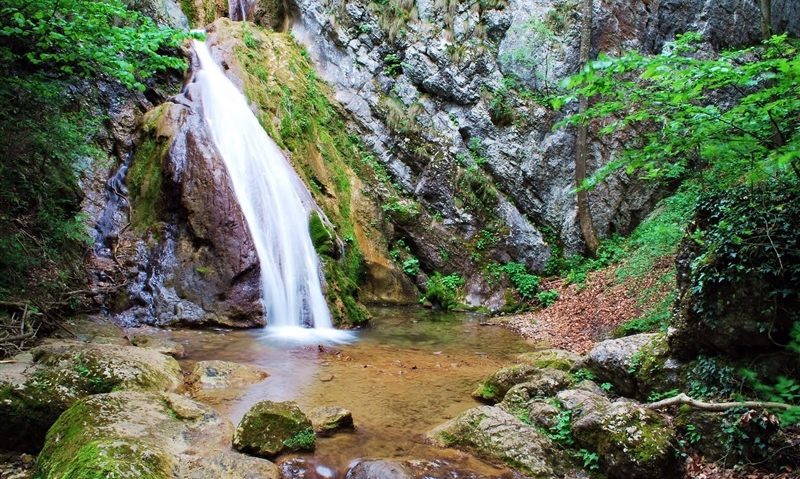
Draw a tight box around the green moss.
[179,0,197,26]
[127,137,165,233]
[36,438,172,479]
[473,382,499,401]
[282,427,315,450]
[309,212,335,257]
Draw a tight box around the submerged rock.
[472,365,569,404]
[429,406,568,478]
[129,332,186,357]
[187,360,268,403]
[35,391,280,479]
[308,406,354,436]
[345,460,411,479]
[234,400,315,458]
[0,340,182,452]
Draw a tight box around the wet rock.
[187,360,268,403]
[429,406,568,478]
[234,400,315,458]
[35,391,280,479]
[345,460,410,479]
[582,333,659,397]
[525,401,562,429]
[570,401,678,479]
[129,331,186,357]
[556,388,611,416]
[123,0,189,29]
[308,406,354,436]
[0,340,182,452]
[516,349,581,372]
[472,365,569,404]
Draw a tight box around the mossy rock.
[516,349,581,372]
[571,402,678,479]
[234,400,315,457]
[0,341,182,453]
[472,364,566,404]
[35,391,280,479]
[429,406,570,478]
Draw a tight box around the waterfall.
[193,40,351,341]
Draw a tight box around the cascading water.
[193,39,351,342]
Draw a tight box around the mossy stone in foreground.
[233,400,314,457]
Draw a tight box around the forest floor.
[497,257,674,354]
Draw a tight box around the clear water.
[193,40,347,340]
[166,307,536,477]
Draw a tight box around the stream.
[164,307,537,478]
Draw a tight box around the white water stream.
[193,40,351,342]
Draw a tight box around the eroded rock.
[473,365,569,403]
[308,406,354,436]
[582,333,659,397]
[516,349,581,372]
[345,460,411,479]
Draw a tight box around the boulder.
[234,400,315,458]
[345,460,411,479]
[582,333,659,397]
[472,365,569,403]
[570,401,678,479]
[429,406,568,478]
[308,406,354,436]
[0,340,182,452]
[34,391,280,478]
[516,349,581,372]
[187,360,268,403]
[497,371,571,419]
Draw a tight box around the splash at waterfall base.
[115,19,415,331]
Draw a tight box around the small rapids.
[193,40,351,343]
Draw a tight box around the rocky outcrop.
[233,400,315,458]
[35,391,280,479]
[582,333,659,397]
[123,0,189,29]
[429,406,569,478]
[0,340,182,452]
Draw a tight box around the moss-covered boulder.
[569,400,678,479]
[428,406,569,478]
[233,400,315,458]
[35,391,280,479]
[308,406,354,436]
[472,365,569,404]
[515,349,581,372]
[582,333,660,397]
[0,340,182,452]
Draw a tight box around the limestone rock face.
[233,400,315,458]
[428,406,568,479]
[123,0,189,28]
[582,333,659,397]
[34,391,280,479]
[0,340,182,452]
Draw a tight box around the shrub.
[423,273,464,311]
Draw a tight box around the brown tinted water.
[166,307,537,478]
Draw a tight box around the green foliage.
[282,428,315,450]
[384,53,403,76]
[308,212,335,257]
[558,33,800,188]
[647,389,680,402]
[0,0,187,90]
[685,356,738,400]
[423,273,464,311]
[572,368,596,383]
[501,262,540,300]
[499,19,561,93]
[546,409,574,446]
[487,77,516,126]
[381,197,420,223]
[536,289,559,307]
[401,257,420,276]
[578,449,599,471]
[0,77,97,298]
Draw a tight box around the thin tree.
[575,0,600,255]
[760,0,772,39]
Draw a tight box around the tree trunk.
[576,0,600,255]
[760,0,772,39]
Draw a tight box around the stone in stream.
[0,340,182,452]
[308,406,354,436]
[429,406,570,478]
[345,460,411,479]
[35,391,280,479]
[472,365,570,404]
[187,360,268,403]
[234,400,315,458]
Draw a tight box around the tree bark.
[576,0,600,255]
[760,0,772,39]
[646,393,793,412]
